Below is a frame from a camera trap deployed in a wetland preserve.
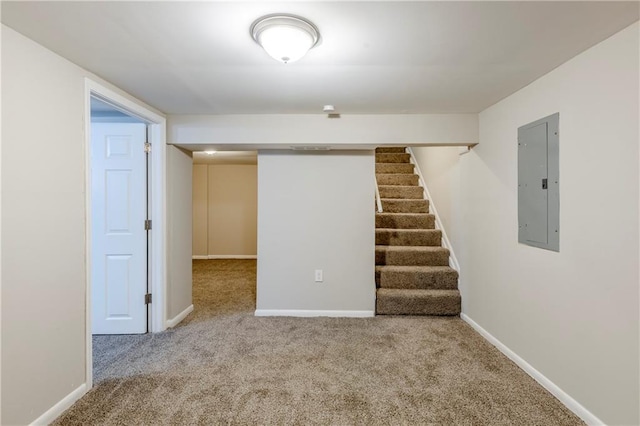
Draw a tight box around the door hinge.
[145,293,152,305]
[144,219,152,230]
[144,142,151,153]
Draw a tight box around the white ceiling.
[2,1,638,115]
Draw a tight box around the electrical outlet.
[314,269,323,282]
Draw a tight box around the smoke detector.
[323,105,340,118]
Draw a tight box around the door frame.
[84,78,167,389]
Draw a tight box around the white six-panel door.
[91,122,148,334]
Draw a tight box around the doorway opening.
[84,79,166,389]
[191,150,258,315]
[90,98,149,335]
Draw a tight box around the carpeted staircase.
[375,147,461,316]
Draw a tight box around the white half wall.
[257,150,375,314]
[167,146,193,322]
[0,25,165,425]
[168,114,478,148]
[458,23,639,425]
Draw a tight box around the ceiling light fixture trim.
[250,14,320,64]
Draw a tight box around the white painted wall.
[168,114,478,148]
[256,151,375,315]
[0,19,3,423]
[411,147,464,241]
[167,146,193,321]
[192,164,208,256]
[415,23,638,425]
[207,165,257,257]
[0,25,165,424]
[192,164,258,258]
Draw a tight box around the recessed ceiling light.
[204,150,217,155]
[250,14,320,64]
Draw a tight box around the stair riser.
[375,249,450,266]
[380,199,429,213]
[376,270,459,290]
[374,146,460,316]
[375,153,411,163]
[376,293,461,315]
[375,147,406,153]
[376,164,415,174]
[376,174,419,186]
[379,186,423,199]
[376,230,441,246]
[376,215,435,229]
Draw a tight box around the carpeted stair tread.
[373,146,461,317]
[376,229,442,246]
[375,153,411,163]
[376,163,415,174]
[376,212,435,229]
[376,174,419,186]
[375,265,459,290]
[375,147,407,153]
[375,245,450,266]
[378,185,423,199]
[380,199,429,213]
[376,288,461,315]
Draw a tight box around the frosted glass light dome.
[251,14,320,64]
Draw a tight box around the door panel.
[518,122,548,245]
[92,122,147,334]
[105,170,133,233]
[105,254,133,317]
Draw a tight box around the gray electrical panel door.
[518,113,559,251]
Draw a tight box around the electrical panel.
[518,113,559,251]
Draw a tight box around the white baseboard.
[192,255,257,260]
[254,309,375,318]
[460,313,604,426]
[191,255,208,260]
[166,304,194,328]
[30,383,87,425]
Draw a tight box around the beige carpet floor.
[54,259,583,425]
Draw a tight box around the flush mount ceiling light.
[250,14,320,64]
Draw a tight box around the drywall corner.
[166,146,193,321]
